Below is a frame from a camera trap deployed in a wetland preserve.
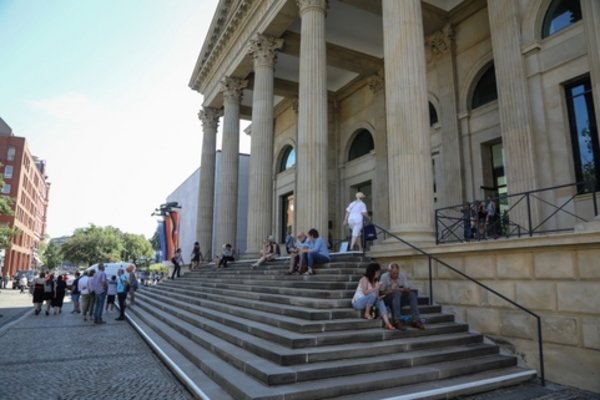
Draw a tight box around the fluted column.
[582,0,600,144]
[196,107,220,260]
[426,25,463,208]
[296,0,328,236]
[218,77,247,250]
[488,0,538,225]
[245,34,283,255]
[382,0,434,242]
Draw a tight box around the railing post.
[428,256,433,306]
[594,190,598,217]
[435,209,440,245]
[527,193,533,236]
[537,316,545,386]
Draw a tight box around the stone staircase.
[127,255,536,399]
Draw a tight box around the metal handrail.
[435,182,598,244]
[370,223,545,386]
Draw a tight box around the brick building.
[0,117,50,277]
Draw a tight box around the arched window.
[542,0,582,39]
[348,129,374,161]
[279,146,296,172]
[471,64,498,110]
[429,102,439,126]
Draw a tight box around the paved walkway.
[0,289,192,400]
[1,288,599,400]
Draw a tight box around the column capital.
[198,107,221,132]
[248,34,284,69]
[425,24,453,58]
[297,0,328,16]
[220,77,247,104]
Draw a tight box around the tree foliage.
[0,175,19,249]
[122,232,154,263]
[43,240,63,270]
[150,228,161,250]
[60,225,124,266]
[59,224,153,267]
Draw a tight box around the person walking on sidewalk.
[43,274,55,316]
[51,275,67,314]
[80,271,95,322]
[115,269,128,321]
[32,272,46,315]
[90,264,108,324]
[70,272,81,314]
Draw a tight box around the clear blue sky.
[0,0,250,239]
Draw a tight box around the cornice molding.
[368,69,385,94]
[190,0,255,91]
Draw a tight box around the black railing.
[435,182,598,244]
[369,223,545,386]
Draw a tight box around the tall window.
[1,184,11,194]
[471,64,498,109]
[565,77,600,193]
[542,0,582,38]
[4,165,13,179]
[7,146,15,161]
[429,102,439,126]
[279,146,296,172]
[348,129,374,161]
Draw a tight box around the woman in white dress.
[343,192,369,251]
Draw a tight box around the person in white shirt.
[343,192,369,251]
[78,271,95,322]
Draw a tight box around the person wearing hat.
[251,235,279,269]
[343,191,369,251]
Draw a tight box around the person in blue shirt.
[301,228,330,275]
[115,269,128,321]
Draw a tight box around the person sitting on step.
[351,262,395,330]
[301,228,330,275]
[251,235,278,269]
[287,231,309,274]
[217,244,235,269]
[378,262,425,330]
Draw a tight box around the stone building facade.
[189,0,600,392]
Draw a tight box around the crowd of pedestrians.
[28,263,141,324]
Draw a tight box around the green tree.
[60,224,124,266]
[150,228,161,250]
[42,240,63,270]
[0,175,19,249]
[122,233,154,263]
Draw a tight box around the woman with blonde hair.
[343,192,369,251]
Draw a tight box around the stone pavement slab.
[0,290,192,400]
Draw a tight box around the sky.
[0,0,250,239]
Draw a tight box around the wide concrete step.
[151,296,479,365]
[128,302,521,399]
[161,279,355,299]
[137,291,467,349]
[180,276,359,290]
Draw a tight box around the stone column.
[296,0,328,236]
[218,77,247,250]
[488,0,538,225]
[245,34,283,255]
[582,0,600,145]
[196,107,221,259]
[426,25,463,208]
[382,0,434,242]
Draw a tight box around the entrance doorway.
[351,181,372,216]
[280,193,294,243]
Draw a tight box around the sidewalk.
[0,289,192,400]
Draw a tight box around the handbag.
[362,224,377,241]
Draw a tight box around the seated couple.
[351,262,425,331]
[287,229,330,275]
